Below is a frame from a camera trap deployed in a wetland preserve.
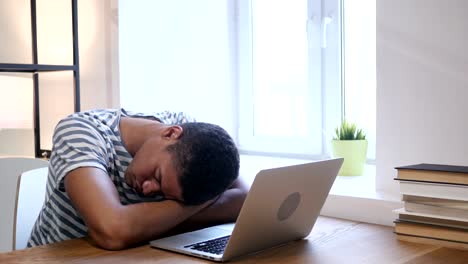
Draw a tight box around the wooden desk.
[1,217,468,264]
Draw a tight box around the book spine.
[395,222,468,243]
[399,181,468,201]
[396,234,468,250]
[405,202,468,220]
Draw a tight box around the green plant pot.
[331,140,368,176]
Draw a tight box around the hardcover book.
[396,210,468,229]
[394,208,468,223]
[397,234,468,250]
[403,195,468,210]
[394,220,468,243]
[404,203,468,221]
[398,181,468,201]
[402,195,468,219]
[395,163,468,185]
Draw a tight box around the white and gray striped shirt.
[28,108,194,247]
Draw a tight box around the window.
[342,0,376,160]
[118,0,376,160]
[238,0,342,157]
[119,0,238,133]
[238,0,376,159]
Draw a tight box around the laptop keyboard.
[184,235,231,255]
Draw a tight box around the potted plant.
[331,120,368,176]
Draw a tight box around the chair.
[0,157,48,252]
[13,167,49,250]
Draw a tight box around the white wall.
[0,0,119,252]
[0,0,119,155]
[376,0,468,197]
[119,0,238,137]
[79,0,120,111]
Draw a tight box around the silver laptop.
[150,158,343,262]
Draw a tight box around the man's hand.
[65,167,209,250]
[171,179,249,233]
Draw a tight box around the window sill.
[239,154,402,226]
[330,164,376,197]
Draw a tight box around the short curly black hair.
[165,122,239,205]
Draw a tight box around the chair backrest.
[0,157,48,252]
[13,167,49,250]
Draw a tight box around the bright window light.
[343,0,376,159]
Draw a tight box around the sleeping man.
[28,109,247,250]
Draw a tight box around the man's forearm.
[116,200,208,247]
[171,187,247,233]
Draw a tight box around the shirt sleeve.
[120,108,196,124]
[49,116,109,192]
[156,111,196,125]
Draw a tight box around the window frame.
[237,0,343,158]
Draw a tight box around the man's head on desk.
[124,122,240,205]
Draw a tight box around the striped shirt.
[28,109,194,247]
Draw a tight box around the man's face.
[124,136,184,202]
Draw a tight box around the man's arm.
[172,179,249,233]
[65,167,210,250]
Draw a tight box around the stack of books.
[393,163,468,250]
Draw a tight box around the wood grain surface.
[1,216,467,264]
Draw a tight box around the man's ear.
[162,125,183,140]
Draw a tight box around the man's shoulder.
[62,108,120,121]
[156,111,196,124]
[52,109,122,146]
[121,109,196,125]
[56,109,120,130]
